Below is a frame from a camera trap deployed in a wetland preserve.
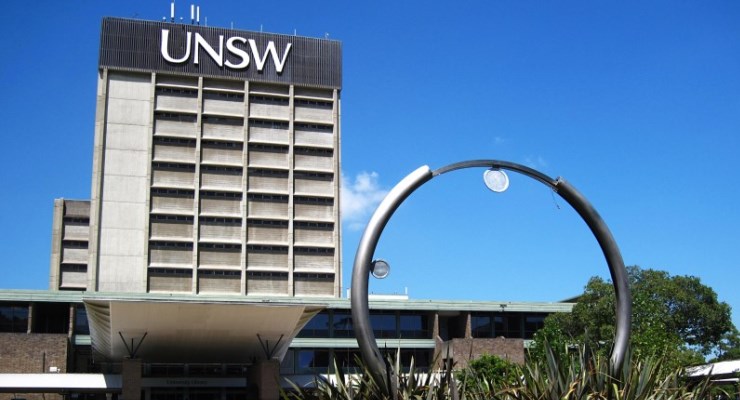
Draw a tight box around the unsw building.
[0,16,573,400]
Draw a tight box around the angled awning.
[84,298,322,363]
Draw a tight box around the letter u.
[161,29,192,63]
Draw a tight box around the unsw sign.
[160,29,292,73]
[98,17,341,88]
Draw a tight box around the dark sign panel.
[99,17,342,89]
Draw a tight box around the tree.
[713,328,740,362]
[530,266,735,372]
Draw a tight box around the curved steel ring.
[350,160,631,394]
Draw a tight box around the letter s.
[225,37,250,69]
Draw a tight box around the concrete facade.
[47,17,343,298]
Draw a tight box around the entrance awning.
[0,374,121,392]
[84,298,323,363]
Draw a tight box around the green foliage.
[713,328,740,362]
[282,342,714,400]
[530,266,735,372]
[457,354,520,390]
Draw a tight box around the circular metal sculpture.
[351,160,631,394]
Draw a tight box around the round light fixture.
[483,168,510,192]
[370,259,390,279]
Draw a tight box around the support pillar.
[122,358,142,400]
[248,359,280,400]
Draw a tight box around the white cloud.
[341,171,389,231]
[524,155,548,169]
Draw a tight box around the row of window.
[156,113,334,132]
[0,303,73,334]
[471,312,546,340]
[156,89,332,109]
[281,348,431,374]
[298,310,430,340]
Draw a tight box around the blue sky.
[0,2,738,327]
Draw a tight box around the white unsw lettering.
[160,29,292,73]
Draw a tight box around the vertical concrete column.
[48,199,65,290]
[248,359,280,400]
[464,312,472,339]
[287,85,295,296]
[122,358,142,400]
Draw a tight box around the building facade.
[48,17,342,297]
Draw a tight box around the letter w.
[248,40,292,73]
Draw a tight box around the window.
[249,168,288,178]
[294,247,334,255]
[400,313,429,339]
[249,94,289,105]
[332,311,353,338]
[249,119,289,129]
[296,99,333,109]
[471,314,493,338]
[298,312,330,338]
[294,196,333,205]
[248,219,288,227]
[294,221,333,231]
[202,115,243,126]
[294,171,333,181]
[156,87,197,97]
[294,147,333,156]
[295,123,333,133]
[32,303,69,334]
[505,314,523,338]
[246,245,288,254]
[74,305,89,335]
[297,349,330,373]
[201,165,242,175]
[0,303,28,333]
[200,216,241,225]
[524,314,546,339]
[247,193,288,203]
[204,91,244,101]
[248,143,288,153]
[333,349,362,373]
[153,136,196,146]
[370,311,397,339]
[202,140,243,150]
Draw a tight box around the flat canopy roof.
[0,374,121,393]
[84,299,323,363]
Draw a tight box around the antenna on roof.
[190,4,194,24]
[196,6,200,25]
[170,1,175,23]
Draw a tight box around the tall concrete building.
[49,17,342,297]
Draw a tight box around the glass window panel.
[370,312,397,339]
[471,314,492,338]
[298,312,329,338]
[332,311,353,338]
[399,313,428,339]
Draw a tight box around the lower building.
[0,290,572,399]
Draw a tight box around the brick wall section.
[0,333,69,373]
[435,337,525,369]
[0,333,68,400]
